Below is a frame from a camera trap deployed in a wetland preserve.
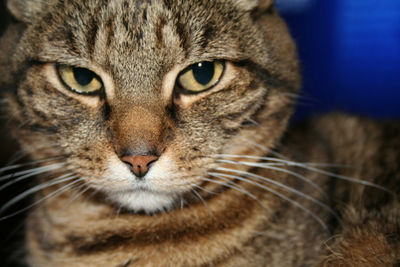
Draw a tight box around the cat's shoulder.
[289,112,400,153]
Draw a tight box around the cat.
[0,0,399,266]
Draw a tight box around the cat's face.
[4,0,300,212]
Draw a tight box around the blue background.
[276,0,400,121]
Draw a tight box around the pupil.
[73,67,94,86]
[192,62,214,85]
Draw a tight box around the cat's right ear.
[7,0,48,24]
[234,0,274,12]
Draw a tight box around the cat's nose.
[121,155,159,178]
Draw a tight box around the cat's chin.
[109,190,177,214]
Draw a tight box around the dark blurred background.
[276,0,400,120]
[0,0,399,265]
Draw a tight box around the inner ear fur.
[7,0,49,24]
[235,0,274,12]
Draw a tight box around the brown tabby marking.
[0,0,399,266]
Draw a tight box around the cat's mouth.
[112,183,171,195]
[108,187,179,213]
[99,152,206,213]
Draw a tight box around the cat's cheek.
[145,153,183,188]
[99,155,137,190]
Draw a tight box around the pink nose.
[121,155,159,178]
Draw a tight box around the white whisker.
[199,176,270,211]
[237,138,268,153]
[179,194,184,210]
[0,162,65,182]
[192,184,217,195]
[217,154,345,168]
[191,188,210,211]
[0,174,78,213]
[0,164,67,191]
[1,151,29,172]
[209,170,330,231]
[115,205,123,219]
[213,167,339,221]
[216,159,327,197]
[246,117,259,126]
[64,182,91,206]
[216,154,390,193]
[299,164,393,195]
[0,176,81,220]
[0,156,64,174]
[264,148,289,160]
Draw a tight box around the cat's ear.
[234,0,274,12]
[7,0,49,24]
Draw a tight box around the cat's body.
[22,114,400,267]
[1,0,399,266]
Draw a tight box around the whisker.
[0,176,82,220]
[114,205,123,219]
[0,164,67,191]
[64,182,91,206]
[0,156,65,174]
[261,165,328,197]
[216,154,346,168]
[282,92,300,99]
[216,159,327,197]
[216,154,390,193]
[199,176,270,211]
[209,170,330,231]
[264,148,289,160]
[80,184,101,204]
[282,92,317,106]
[191,188,210,211]
[0,174,78,214]
[179,194,184,210]
[0,162,65,182]
[231,139,292,161]
[212,168,339,221]
[191,184,218,195]
[1,150,29,173]
[245,117,259,126]
[237,138,268,153]
[298,164,393,195]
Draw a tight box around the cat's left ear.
[234,0,273,12]
[7,0,51,24]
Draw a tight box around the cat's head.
[2,0,300,213]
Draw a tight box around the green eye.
[57,65,103,94]
[177,61,224,93]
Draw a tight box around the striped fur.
[1,0,399,266]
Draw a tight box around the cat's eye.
[57,65,103,94]
[177,61,224,93]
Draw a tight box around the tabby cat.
[0,0,399,266]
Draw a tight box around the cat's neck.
[28,178,281,266]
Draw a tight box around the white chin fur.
[111,190,176,213]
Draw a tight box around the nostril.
[121,155,159,178]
